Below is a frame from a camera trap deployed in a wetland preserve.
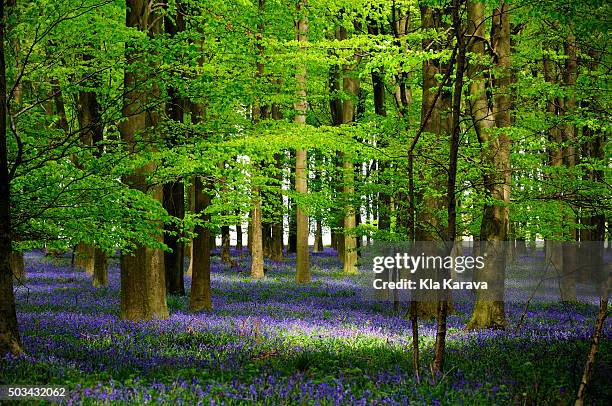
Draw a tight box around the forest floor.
[2,249,611,405]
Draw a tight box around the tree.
[76,50,108,288]
[339,24,359,275]
[294,0,310,284]
[189,174,213,311]
[433,0,468,374]
[162,0,187,296]
[0,0,22,356]
[119,0,168,321]
[466,1,511,330]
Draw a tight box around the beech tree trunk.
[295,0,310,283]
[433,0,466,374]
[413,5,450,319]
[189,176,212,311]
[251,186,265,278]
[342,153,357,274]
[329,44,344,257]
[10,251,24,282]
[119,0,168,321]
[542,53,565,292]
[288,151,297,255]
[313,219,323,252]
[369,18,390,233]
[186,179,195,275]
[236,217,243,251]
[92,248,108,288]
[270,149,284,261]
[76,59,107,285]
[417,5,451,243]
[162,4,186,295]
[560,32,578,302]
[0,0,23,354]
[337,25,359,274]
[221,225,231,263]
[466,1,511,330]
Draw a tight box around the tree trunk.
[10,251,24,282]
[75,242,95,274]
[338,25,359,274]
[163,181,185,295]
[262,223,271,258]
[161,4,186,296]
[294,0,310,283]
[329,38,344,258]
[189,176,213,311]
[411,5,450,319]
[369,22,391,234]
[466,1,511,330]
[236,218,243,251]
[163,5,185,296]
[559,32,578,302]
[185,179,195,275]
[92,248,108,288]
[76,50,107,286]
[119,0,168,321]
[574,270,610,406]
[433,0,466,374]
[221,225,231,263]
[247,210,253,253]
[270,149,284,261]
[542,53,566,294]
[313,219,323,252]
[0,0,22,354]
[251,186,265,278]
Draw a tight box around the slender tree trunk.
[236,213,243,251]
[247,210,253,253]
[221,225,231,263]
[369,21,390,234]
[76,58,107,285]
[433,0,466,374]
[294,0,310,283]
[7,4,23,285]
[575,271,610,406]
[542,53,564,289]
[161,1,186,296]
[119,0,168,321]
[262,222,271,258]
[270,149,284,260]
[313,219,323,252]
[251,186,265,278]
[560,32,578,302]
[163,180,185,295]
[287,199,297,253]
[186,179,195,275]
[288,149,297,254]
[338,25,359,274]
[251,0,268,273]
[0,0,23,355]
[329,37,344,258]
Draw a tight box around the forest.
[0,0,610,404]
